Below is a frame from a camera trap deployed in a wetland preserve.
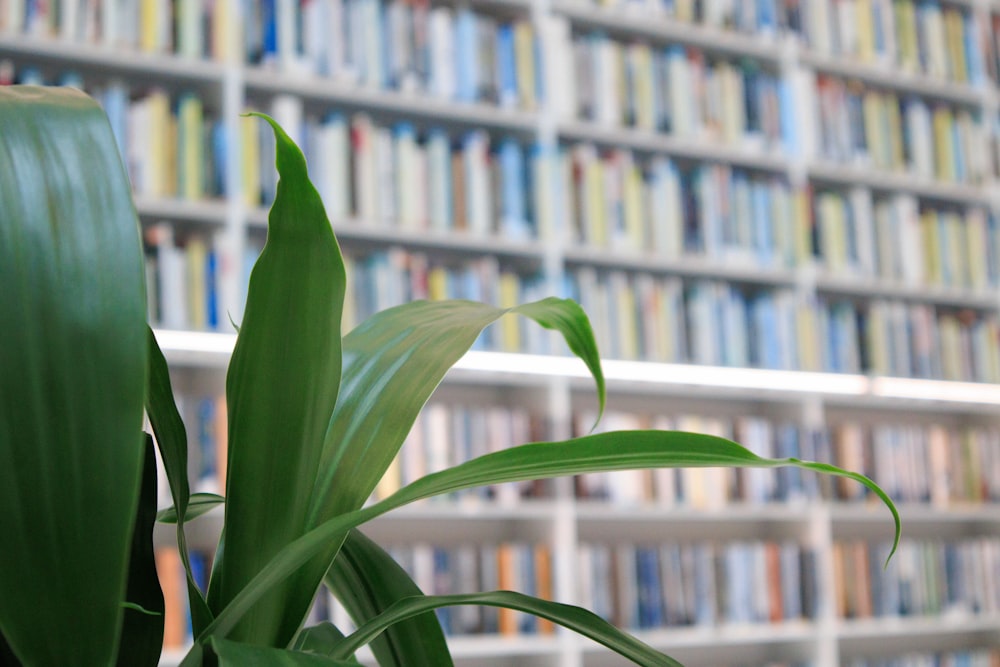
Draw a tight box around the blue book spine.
[499,139,528,239]
[261,0,277,63]
[964,14,984,84]
[519,546,538,633]
[752,181,772,265]
[433,548,453,634]
[455,9,479,103]
[205,249,218,330]
[634,547,663,629]
[952,119,966,183]
[496,24,517,107]
[197,398,216,483]
[99,83,129,161]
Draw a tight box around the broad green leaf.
[329,591,681,666]
[116,436,165,667]
[146,329,213,634]
[156,492,225,524]
[201,430,898,642]
[311,298,603,526]
[292,623,359,662]
[207,114,346,647]
[0,86,147,665]
[325,530,452,667]
[208,638,358,666]
[283,298,602,645]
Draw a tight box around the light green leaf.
[208,638,358,666]
[325,530,452,667]
[206,114,347,648]
[283,298,602,646]
[146,329,214,634]
[330,591,680,666]
[0,86,147,665]
[311,298,602,526]
[116,436,165,667]
[201,430,898,643]
[156,492,225,524]
[292,624,359,663]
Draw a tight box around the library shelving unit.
[7,1,1000,666]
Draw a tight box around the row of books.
[847,651,1000,667]
[301,542,556,637]
[865,300,1000,384]
[248,109,541,240]
[0,0,241,61]
[561,33,784,145]
[337,249,550,353]
[567,269,1000,381]
[562,148,804,265]
[831,422,1000,506]
[814,75,991,184]
[574,410,1000,507]
[811,191,1000,290]
[578,540,817,629]
[165,394,1000,512]
[144,224,220,333]
[796,0,986,85]
[369,402,549,504]
[559,0,788,36]
[249,0,542,112]
[833,538,1000,620]
[0,64,229,200]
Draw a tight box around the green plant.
[0,86,899,666]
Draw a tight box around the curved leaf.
[116,435,166,667]
[329,591,681,666]
[208,638,359,666]
[206,113,347,647]
[325,530,452,667]
[283,298,602,646]
[146,329,213,634]
[201,430,898,643]
[311,298,602,526]
[292,623,359,662]
[0,86,147,665]
[156,493,225,524]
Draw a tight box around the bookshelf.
[7,0,1000,665]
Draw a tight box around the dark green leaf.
[0,630,19,666]
[206,114,346,648]
[292,624,359,663]
[325,530,452,667]
[156,493,225,524]
[146,329,214,635]
[330,591,680,666]
[116,436,165,667]
[0,86,147,665]
[208,638,360,666]
[201,430,898,642]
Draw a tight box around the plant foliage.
[0,87,899,666]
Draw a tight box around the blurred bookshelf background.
[7,0,1000,664]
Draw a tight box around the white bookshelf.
[7,1,1000,665]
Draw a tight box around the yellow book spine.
[623,161,644,250]
[186,236,207,330]
[920,210,941,285]
[633,44,654,131]
[428,266,449,301]
[514,21,536,111]
[586,158,606,247]
[179,95,204,200]
[932,107,955,182]
[856,0,875,62]
[498,272,521,352]
[147,90,170,198]
[241,114,261,207]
